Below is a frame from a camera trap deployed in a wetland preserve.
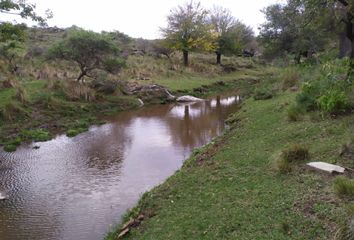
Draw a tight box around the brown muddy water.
[0,95,240,240]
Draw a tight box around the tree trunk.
[183,50,189,67]
[77,71,86,82]
[216,52,221,65]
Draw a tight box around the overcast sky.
[7,0,285,39]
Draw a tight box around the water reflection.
[0,95,240,240]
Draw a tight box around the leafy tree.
[0,0,51,75]
[210,6,254,64]
[0,23,26,73]
[0,0,52,25]
[151,39,174,59]
[161,1,214,66]
[48,29,125,81]
[259,0,334,62]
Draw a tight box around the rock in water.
[176,95,204,102]
[307,162,346,174]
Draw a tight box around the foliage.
[317,89,350,114]
[259,0,335,60]
[253,87,273,100]
[0,0,52,25]
[48,29,125,81]
[0,23,27,74]
[287,104,305,121]
[161,1,214,66]
[334,176,354,197]
[209,6,254,64]
[281,144,309,162]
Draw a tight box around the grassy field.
[107,92,353,240]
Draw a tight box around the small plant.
[281,144,309,162]
[275,157,292,174]
[317,90,350,115]
[287,104,304,122]
[21,129,51,142]
[334,176,354,197]
[253,88,273,100]
[340,136,354,159]
[0,102,27,121]
[14,85,29,104]
[281,68,300,90]
[296,82,319,111]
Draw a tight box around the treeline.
[259,0,353,74]
[0,0,257,83]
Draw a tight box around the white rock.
[307,162,346,174]
[176,95,203,102]
[0,192,7,200]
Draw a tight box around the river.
[0,95,240,240]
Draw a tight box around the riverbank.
[107,91,353,239]
[0,64,266,152]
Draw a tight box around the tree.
[0,0,52,25]
[259,0,334,62]
[48,29,125,81]
[161,1,213,66]
[0,0,52,75]
[0,23,26,74]
[210,6,254,64]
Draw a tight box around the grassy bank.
[0,80,141,151]
[107,91,353,239]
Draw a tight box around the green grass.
[107,93,353,240]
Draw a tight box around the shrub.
[253,88,273,100]
[296,82,320,111]
[0,102,28,121]
[21,129,51,142]
[317,90,350,115]
[340,136,354,159]
[14,84,28,103]
[281,144,309,162]
[334,176,354,197]
[287,104,304,122]
[281,68,300,90]
[275,157,292,174]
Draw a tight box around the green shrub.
[281,68,300,90]
[317,90,350,114]
[281,144,309,162]
[253,88,273,100]
[334,176,354,197]
[0,102,28,121]
[287,104,304,122]
[4,144,17,152]
[21,129,51,142]
[296,82,320,111]
[275,157,292,174]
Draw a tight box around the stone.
[176,95,204,102]
[131,84,176,102]
[0,192,7,200]
[307,162,346,174]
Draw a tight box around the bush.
[281,68,300,90]
[296,82,320,111]
[275,157,292,174]
[0,102,28,121]
[281,144,309,162]
[253,88,273,100]
[14,85,28,103]
[334,176,354,197]
[317,90,350,115]
[287,104,304,122]
[21,129,51,142]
